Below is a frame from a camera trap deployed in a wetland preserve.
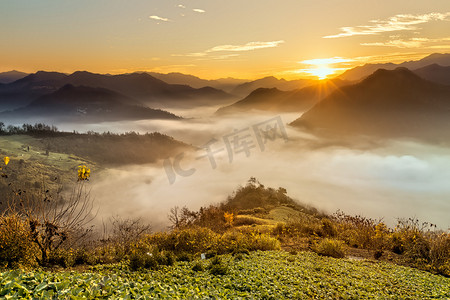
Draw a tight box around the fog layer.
[59,109,450,230]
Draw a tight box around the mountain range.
[216,79,349,115]
[0,71,235,111]
[1,53,450,129]
[230,76,313,97]
[0,84,179,123]
[413,64,450,86]
[338,53,450,82]
[148,72,247,92]
[291,67,450,141]
[0,70,29,84]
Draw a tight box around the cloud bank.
[361,37,450,48]
[58,112,450,231]
[324,12,450,38]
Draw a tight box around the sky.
[1,0,450,79]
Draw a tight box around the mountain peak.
[291,66,450,140]
[0,70,29,84]
[71,70,95,76]
[362,67,426,87]
[14,71,67,84]
[416,63,442,70]
[419,53,450,63]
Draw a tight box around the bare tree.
[168,206,198,229]
[8,181,96,266]
[168,206,181,229]
[108,216,151,257]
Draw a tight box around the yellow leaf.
[77,165,91,180]
[3,157,9,165]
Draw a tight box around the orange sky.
[1,1,450,80]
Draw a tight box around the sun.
[297,57,352,80]
[306,65,337,80]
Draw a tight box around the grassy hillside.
[0,146,449,299]
[26,131,192,166]
[1,251,449,299]
[0,129,191,212]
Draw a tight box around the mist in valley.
[42,108,450,231]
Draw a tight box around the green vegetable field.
[1,251,449,299]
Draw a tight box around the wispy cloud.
[210,54,240,60]
[361,37,450,48]
[172,52,207,57]
[427,45,450,49]
[173,40,284,61]
[178,4,186,9]
[324,12,450,38]
[149,15,171,22]
[206,40,285,52]
[193,8,206,13]
[352,52,429,64]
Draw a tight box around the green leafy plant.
[314,238,346,258]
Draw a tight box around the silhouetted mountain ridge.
[338,53,450,81]
[217,79,350,114]
[0,70,29,84]
[0,71,234,111]
[414,64,450,86]
[2,84,180,122]
[231,76,312,97]
[292,68,450,141]
[148,72,247,92]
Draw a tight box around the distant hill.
[0,71,235,111]
[63,71,234,106]
[338,53,450,81]
[405,53,450,69]
[2,84,180,122]
[28,131,192,166]
[292,68,450,141]
[414,64,450,86]
[216,79,349,115]
[231,76,313,97]
[0,71,68,110]
[0,70,29,84]
[148,72,247,92]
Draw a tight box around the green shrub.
[289,250,298,255]
[232,248,250,256]
[233,216,264,226]
[208,256,228,275]
[314,239,346,258]
[146,227,219,254]
[233,253,245,261]
[0,213,35,267]
[219,230,280,253]
[374,250,383,260]
[176,252,192,262]
[429,233,450,276]
[146,227,279,256]
[237,207,266,216]
[48,248,75,268]
[205,251,217,259]
[192,261,205,272]
[320,218,337,237]
[128,251,158,271]
[246,233,281,251]
[272,223,286,236]
[159,251,176,266]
